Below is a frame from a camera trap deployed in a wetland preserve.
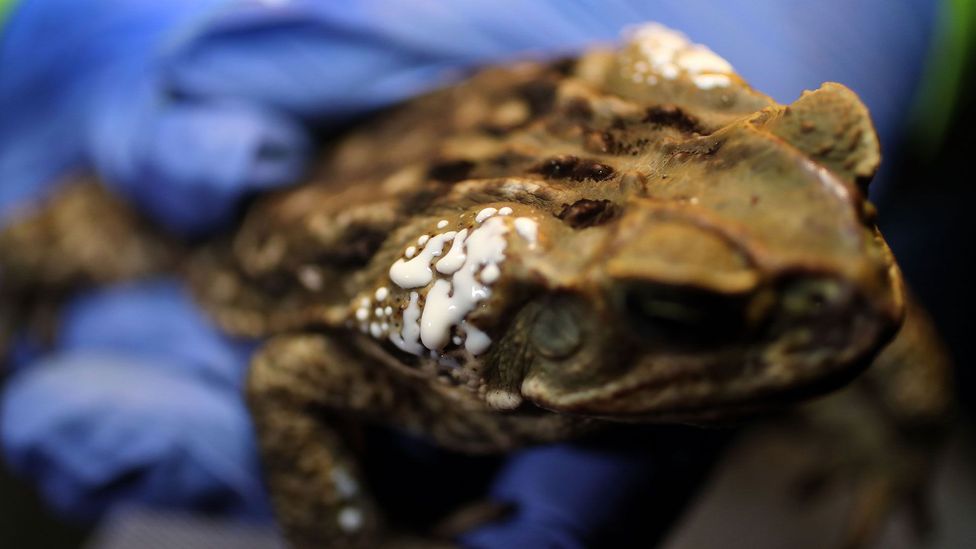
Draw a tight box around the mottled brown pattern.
[0,25,952,549]
[0,179,174,355]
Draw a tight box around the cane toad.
[0,23,949,548]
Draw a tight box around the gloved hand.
[2,280,269,521]
[0,0,937,546]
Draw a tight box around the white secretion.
[389,231,457,288]
[370,207,536,358]
[692,74,732,90]
[677,45,733,74]
[625,23,735,90]
[330,467,359,498]
[513,217,538,247]
[337,507,364,533]
[435,229,467,275]
[480,263,500,283]
[475,207,498,223]
[419,216,508,352]
[464,323,492,355]
[419,279,457,350]
[390,291,424,354]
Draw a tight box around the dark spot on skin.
[550,57,577,76]
[516,80,557,117]
[479,124,511,137]
[630,138,650,155]
[563,98,593,121]
[644,105,703,134]
[750,194,760,206]
[255,271,294,297]
[607,134,650,156]
[428,159,475,183]
[575,161,615,181]
[535,155,580,178]
[815,143,835,155]
[534,156,615,182]
[400,188,441,215]
[557,199,618,228]
[312,225,387,267]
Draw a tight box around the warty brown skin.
[0,25,951,548]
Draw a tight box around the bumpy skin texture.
[0,25,950,548]
[186,26,913,547]
[0,180,174,356]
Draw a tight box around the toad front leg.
[247,334,395,549]
[249,334,476,548]
[247,333,592,547]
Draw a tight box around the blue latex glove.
[2,279,269,521]
[0,0,936,231]
[0,0,938,545]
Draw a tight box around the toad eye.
[622,285,747,347]
[530,296,584,359]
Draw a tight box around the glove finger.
[1,351,270,521]
[164,0,934,154]
[162,0,633,119]
[460,428,728,548]
[464,444,650,547]
[0,0,227,222]
[56,278,256,389]
[86,64,310,233]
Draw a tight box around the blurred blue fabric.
[460,444,652,549]
[0,0,937,231]
[0,0,938,546]
[1,280,268,521]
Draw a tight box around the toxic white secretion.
[352,206,538,358]
[622,23,735,90]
